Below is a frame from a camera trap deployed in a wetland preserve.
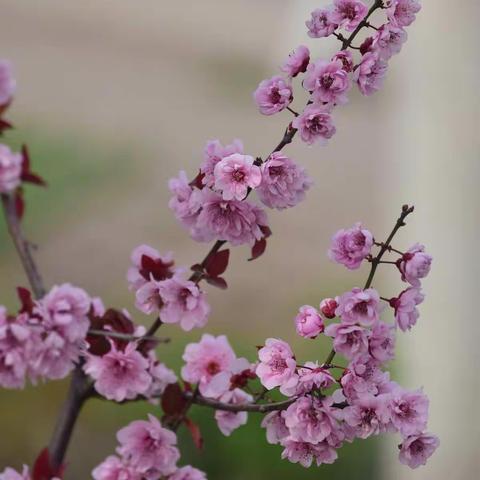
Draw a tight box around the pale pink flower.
[157,276,210,331]
[256,338,298,395]
[257,152,312,210]
[0,60,15,106]
[354,52,388,96]
[92,456,141,480]
[399,432,439,469]
[281,439,338,467]
[145,359,177,398]
[291,362,336,396]
[324,323,369,360]
[253,75,292,115]
[201,139,244,188]
[117,415,179,476]
[303,59,350,105]
[369,321,396,363]
[386,0,421,28]
[306,8,337,38]
[0,144,22,193]
[335,288,382,327]
[215,388,253,436]
[331,0,368,31]
[169,466,207,480]
[319,298,338,319]
[261,411,289,444]
[294,306,324,339]
[281,45,310,78]
[214,153,261,201]
[391,287,424,331]
[292,104,336,145]
[331,50,354,72]
[373,23,408,60]
[84,342,151,401]
[389,388,429,437]
[0,465,30,480]
[398,243,432,286]
[135,280,164,315]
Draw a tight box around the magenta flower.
[0,144,22,194]
[215,388,253,436]
[328,222,373,270]
[389,387,429,437]
[0,465,30,480]
[292,104,336,145]
[386,0,421,28]
[306,8,337,38]
[369,321,396,363]
[319,298,338,319]
[335,288,382,326]
[169,466,207,480]
[0,60,15,107]
[201,139,244,188]
[256,338,298,395]
[324,323,369,360]
[391,287,424,331]
[303,59,350,105]
[92,455,141,480]
[84,342,151,401]
[373,23,408,60]
[331,0,368,32]
[398,243,432,286]
[281,45,310,78]
[354,52,388,96]
[117,415,179,476]
[261,411,289,444]
[253,75,293,115]
[281,440,338,467]
[214,153,261,201]
[398,432,440,469]
[257,152,312,210]
[294,305,324,339]
[331,50,354,73]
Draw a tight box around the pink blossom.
[0,60,15,106]
[399,433,439,469]
[331,0,368,31]
[157,276,210,331]
[324,323,369,360]
[181,334,248,398]
[214,153,261,201]
[389,388,429,437]
[201,139,244,188]
[369,321,396,363]
[331,50,354,73]
[386,0,421,28]
[292,362,336,396]
[0,144,22,194]
[253,75,292,115]
[169,466,207,480]
[335,288,382,327]
[292,104,336,145]
[145,359,177,398]
[0,466,30,480]
[306,8,337,38]
[215,388,253,436]
[256,338,298,395]
[261,411,289,444]
[303,59,350,105]
[328,222,373,270]
[398,243,432,286]
[391,287,424,331]
[354,52,388,96]
[257,152,312,210]
[281,440,338,467]
[281,45,310,78]
[373,23,408,60]
[294,305,324,339]
[134,280,164,315]
[117,415,179,476]
[84,342,151,401]
[92,456,141,480]
[320,298,338,319]
[196,191,268,246]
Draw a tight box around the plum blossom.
[0,466,30,480]
[292,362,336,396]
[0,144,22,194]
[335,288,382,327]
[281,45,310,77]
[399,433,440,469]
[281,440,338,467]
[292,104,336,145]
[253,75,292,115]
[328,223,373,270]
[303,59,350,105]
[0,60,15,107]
[306,8,337,38]
[169,466,207,480]
[369,321,396,363]
[354,52,388,96]
[397,243,432,286]
[92,456,141,480]
[256,338,298,395]
[320,298,338,319]
[257,153,312,210]
[391,287,424,331]
[213,153,261,201]
[145,359,177,398]
[324,323,369,360]
[117,415,179,476]
[294,306,324,339]
[331,50,354,72]
[389,388,429,437]
[84,342,151,401]
[386,0,421,28]
[261,411,289,444]
[201,139,244,188]
[331,0,368,32]
[373,23,408,60]
[215,388,253,436]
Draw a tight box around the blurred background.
[0,0,478,478]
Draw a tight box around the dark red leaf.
[184,417,203,450]
[32,448,65,480]
[0,118,12,133]
[360,36,374,55]
[260,225,272,238]
[249,238,267,261]
[140,254,174,282]
[21,144,31,172]
[161,383,188,416]
[190,263,203,273]
[189,171,205,189]
[205,276,228,290]
[14,191,25,220]
[22,172,46,186]
[205,249,230,277]
[17,287,35,315]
